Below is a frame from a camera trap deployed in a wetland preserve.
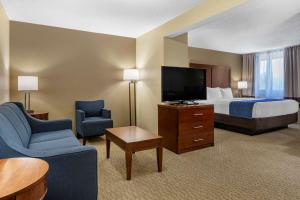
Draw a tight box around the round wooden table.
[0,158,49,200]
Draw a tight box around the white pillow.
[207,87,223,100]
[220,88,233,99]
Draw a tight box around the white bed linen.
[195,98,299,118]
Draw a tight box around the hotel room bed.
[197,98,299,135]
[213,98,298,135]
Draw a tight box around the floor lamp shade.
[18,76,39,91]
[123,69,139,81]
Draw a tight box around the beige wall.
[189,47,242,89]
[10,22,136,129]
[164,34,189,67]
[136,0,246,133]
[0,3,9,103]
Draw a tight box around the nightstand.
[30,112,49,120]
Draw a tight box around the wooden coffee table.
[0,157,49,200]
[106,126,163,180]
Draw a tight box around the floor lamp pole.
[134,81,137,126]
[128,81,137,126]
[28,92,31,111]
[24,93,27,110]
[129,82,132,125]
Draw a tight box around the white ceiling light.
[0,0,203,38]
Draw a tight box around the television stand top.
[158,102,213,110]
[163,100,202,105]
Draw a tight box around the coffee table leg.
[156,147,163,172]
[106,139,110,159]
[125,151,132,180]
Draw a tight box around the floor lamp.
[18,76,39,113]
[123,69,139,126]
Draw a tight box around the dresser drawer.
[179,132,213,149]
[179,120,214,136]
[179,107,213,123]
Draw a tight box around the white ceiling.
[188,0,300,54]
[0,0,202,38]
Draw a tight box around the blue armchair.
[0,102,98,200]
[76,100,113,145]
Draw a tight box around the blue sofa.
[76,100,113,145]
[0,102,98,200]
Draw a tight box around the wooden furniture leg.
[156,147,163,172]
[125,151,132,180]
[106,139,111,159]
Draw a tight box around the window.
[255,50,284,98]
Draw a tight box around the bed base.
[214,113,298,136]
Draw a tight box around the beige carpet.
[88,124,300,200]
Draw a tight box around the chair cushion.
[0,103,32,147]
[81,117,113,136]
[75,100,104,117]
[29,129,80,151]
[84,117,111,122]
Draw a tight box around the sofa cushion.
[30,129,75,143]
[0,103,32,147]
[75,100,104,117]
[29,129,80,151]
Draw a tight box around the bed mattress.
[197,98,299,118]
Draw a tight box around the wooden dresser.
[158,103,214,154]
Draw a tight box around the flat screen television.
[161,66,206,102]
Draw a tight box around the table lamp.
[123,69,139,126]
[237,81,247,97]
[18,76,38,113]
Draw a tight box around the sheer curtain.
[254,50,284,98]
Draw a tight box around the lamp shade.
[123,69,139,81]
[18,76,38,91]
[238,81,248,89]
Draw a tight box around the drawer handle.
[193,113,204,116]
[194,138,204,142]
[193,125,203,129]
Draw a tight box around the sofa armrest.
[102,108,111,118]
[28,117,72,134]
[40,146,97,200]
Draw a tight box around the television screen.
[161,66,206,101]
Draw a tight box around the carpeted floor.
[88,124,300,200]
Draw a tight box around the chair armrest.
[76,109,85,121]
[76,110,85,135]
[28,116,72,134]
[102,108,111,118]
